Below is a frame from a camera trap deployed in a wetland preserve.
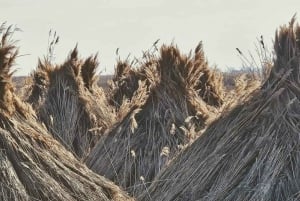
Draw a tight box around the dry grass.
[221,72,262,112]
[26,46,115,158]
[2,15,295,201]
[86,43,224,196]
[0,23,133,201]
[222,36,273,111]
[109,43,224,112]
[139,17,300,201]
[108,60,140,110]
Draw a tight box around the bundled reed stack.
[109,60,140,110]
[109,46,224,112]
[221,72,262,110]
[26,47,115,158]
[139,18,300,201]
[0,24,132,201]
[86,43,223,196]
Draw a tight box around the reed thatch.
[109,44,224,112]
[108,60,140,110]
[86,43,223,196]
[26,47,115,158]
[139,18,300,201]
[0,23,132,201]
[221,73,262,111]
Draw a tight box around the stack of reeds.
[26,47,115,158]
[139,18,300,201]
[109,60,141,111]
[0,23,132,201]
[86,43,224,196]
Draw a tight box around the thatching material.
[0,24,132,201]
[192,50,224,107]
[108,60,140,110]
[86,43,223,196]
[109,45,224,111]
[139,18,300,201]
[26,47,115,158]
[81,54,100,91]
[222,73,262,111]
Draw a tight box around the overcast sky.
[1,0,299,75]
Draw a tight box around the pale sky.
[1,0,299,76]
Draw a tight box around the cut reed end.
[81,53,99,91]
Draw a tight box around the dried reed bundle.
[86,43,223,196]
[140,17,300,201]
[26,46,115,158]
[0,23,132,201]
